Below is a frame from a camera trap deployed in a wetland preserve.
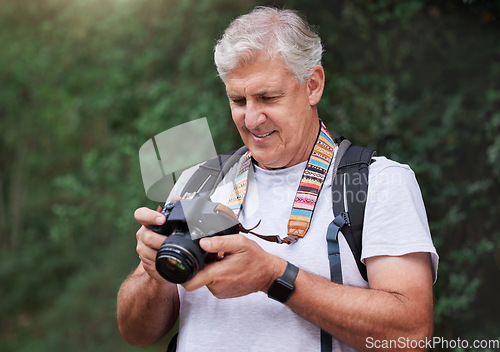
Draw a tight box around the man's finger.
[199,234,244,253]
[136,225,168,249]
[134,206,166,227]
[182,266,214,292]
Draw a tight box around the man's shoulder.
[167,151,245,202]
[368,156,415,179]
[166,164,201,201]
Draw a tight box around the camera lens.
[155,232,206,284]
[164,257,186,272]
[156,252,193,283]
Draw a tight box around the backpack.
[178,138,376,282]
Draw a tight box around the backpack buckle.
[341,212,351,226]
[333,211,351,229]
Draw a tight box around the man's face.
[225,54,321,170]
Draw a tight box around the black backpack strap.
[166,332,178,352]
[331,139,376,282]
[321,139,375,352]
[180,146,248,199]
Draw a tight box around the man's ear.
[307,65,325,106]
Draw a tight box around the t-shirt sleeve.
[164,164,201,203]
[165,158,239,204]
[361,157,439,282]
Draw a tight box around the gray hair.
[214,7,323,84]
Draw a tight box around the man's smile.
[251,130,276,139]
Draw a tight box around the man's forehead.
[225,55,295,96]
[226,81,284,97]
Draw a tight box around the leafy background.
[0,0,498,351]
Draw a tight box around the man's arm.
[184,235,434,352]
[117,265,179,345]
[117,207,180,346]
[287,252,434,352]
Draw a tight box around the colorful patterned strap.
[227,151,252,214]
[227,119,336,244]
[286,123,336,243]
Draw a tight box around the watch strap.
[268,262,299,303]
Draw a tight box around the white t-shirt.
[167,155,438,352]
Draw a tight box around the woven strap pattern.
[227,119,336,244]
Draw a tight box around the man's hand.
[117,206,180,346]
[134,206,168,283]
[182,235,287,299]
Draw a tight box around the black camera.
[152,197,239,284]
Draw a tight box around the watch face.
[269,278,294,303]
[268,262,299,303]
[277,278,294,290]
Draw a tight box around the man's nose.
[244,100,266,130]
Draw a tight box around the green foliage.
[0,0,499,351]
[302,0,500,346]
[0,0,245,350]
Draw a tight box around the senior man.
[117,7,438,352]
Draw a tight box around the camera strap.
[227,119,336,245]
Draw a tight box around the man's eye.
[232,98,246,105]
[262,96,278,102]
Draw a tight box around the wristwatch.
[268,262,299,303]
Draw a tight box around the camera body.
[152,197,239,284]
